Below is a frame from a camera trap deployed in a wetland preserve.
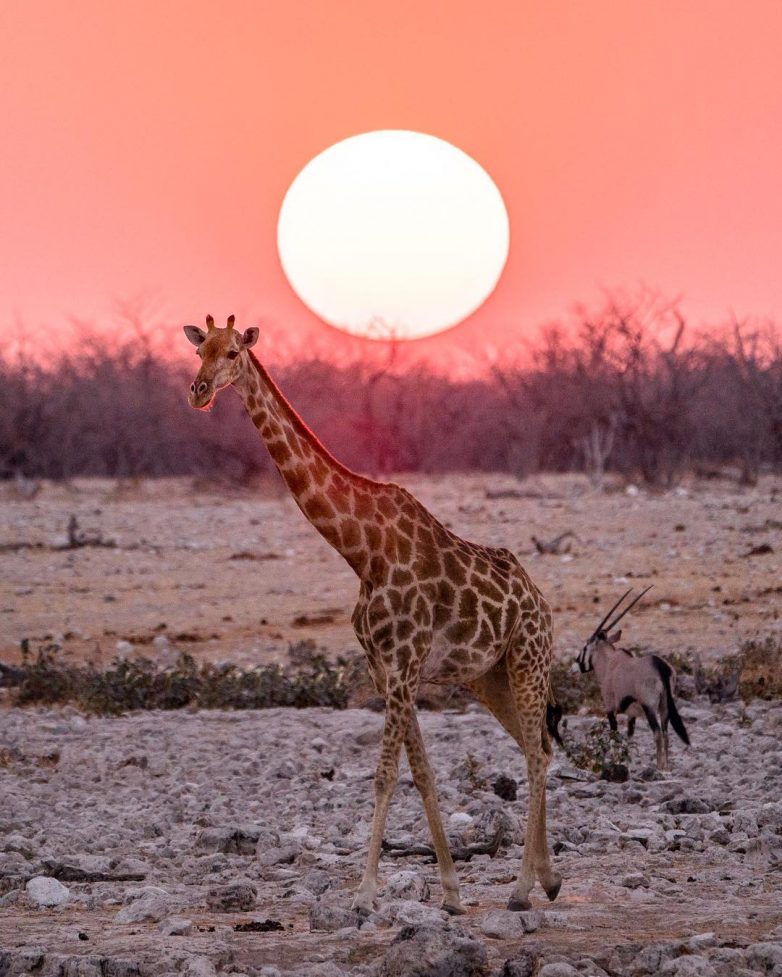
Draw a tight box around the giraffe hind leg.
[468,660,561,910]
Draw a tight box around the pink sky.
[1,0,781,363]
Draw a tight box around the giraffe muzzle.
[189,380,214,410]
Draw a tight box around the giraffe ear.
[608,629,622,644]
[241,327,259,349]
[184,325,207,347]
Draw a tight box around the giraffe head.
[183,315,259,409]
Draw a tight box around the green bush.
[9,644,351,714]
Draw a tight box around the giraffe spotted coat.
[184,316,561,916]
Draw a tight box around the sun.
[276,130,509,341]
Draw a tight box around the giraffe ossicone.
[183,315,562,915]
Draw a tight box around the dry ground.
[1,472,780,669]
[1,473,781,975]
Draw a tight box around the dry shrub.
[549,658,602,713]
[671,637,781,702]
[738,635,782,700]
[2,293,780,485]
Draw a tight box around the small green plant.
[563,719,631,779]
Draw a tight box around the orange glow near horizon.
[1,1,781,363]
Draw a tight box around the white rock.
[116,893,172,923]
[185,957,217,977]
[448,812,473,830]
[158,916,194,936]
[480,908,542,938]
[538,963,581,977]
[384,870,430,902]
[660,955,717,977]
[26,876,69,907]
[388,899,450,928]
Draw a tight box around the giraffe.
[183,315,562,916]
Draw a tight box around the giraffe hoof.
[506,896,531,912]
[441,901,467,916]
[544,876,563,902]
[350,895,375,917]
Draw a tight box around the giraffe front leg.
[404,712,465,915]
[351,678,412,915]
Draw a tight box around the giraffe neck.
[233,351,383,577]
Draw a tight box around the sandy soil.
[1,472,780,669]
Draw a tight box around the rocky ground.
[1,696,781,976]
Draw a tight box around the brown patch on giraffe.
[332,472,350,495]
[477,620,494,646]
[446,617,478,644]
[413,548,441,580]
[400,498,419,520]
[353,490,374,520]
[383,529,400,562]
[482,600,504,638]
[443,549,468,586]
[369,555,388,583]
[397,515,414,538]
[364,524,382,552]
[397,533,413,564]
[377,494,397,519]
[319,523,342,548]
[390,566,415,587]
[285,465,310,497]
[341,519,362,551]
[432,603,451,630]
[303,495,335,522]
[395,618,415,643]
[327,480,348,509]
[413,593,431,627]
[311,455,330,484]
[372,622,394,648]
[269,440,292,466]
[393,642,412,671]
[480,578,506,605]
[458,588,479,621]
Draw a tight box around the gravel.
[0,698,781,974]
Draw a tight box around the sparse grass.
[9,642,352,714]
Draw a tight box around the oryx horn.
[593,585,653,640]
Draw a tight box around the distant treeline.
[2,297,781,487]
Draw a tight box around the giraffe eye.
[227,350,239,360]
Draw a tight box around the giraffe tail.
[545,686,564,749]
